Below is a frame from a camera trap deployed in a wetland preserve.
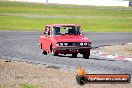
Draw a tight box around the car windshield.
[53,26,81,36]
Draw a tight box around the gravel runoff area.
[95,43,132,57]
[0,59,132,88]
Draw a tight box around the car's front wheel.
[72,53,77,58]
[83,51,90,59]
[51,50,58,56]
[51,45,58,56]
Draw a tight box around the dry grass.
[0,1,132,32]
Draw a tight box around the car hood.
[53,35,91,42]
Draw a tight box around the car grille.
[68,42,80,46]
[58,42,91,47]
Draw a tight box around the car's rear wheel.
[41,43,47,55]
[42,50,47,55]
[51,45,58,56]
[72,53,77,58]
[83,51,90,59]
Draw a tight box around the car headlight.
[60,43,64,46]
[64,42,68,46]
[80,42,83,46]
[84,42,88,46]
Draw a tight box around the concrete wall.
[9,0,129,7]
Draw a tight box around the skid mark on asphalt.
[91,50,132,62]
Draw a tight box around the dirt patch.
[95,43,132,57]
[0,59,132,88]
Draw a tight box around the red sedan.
[38,24,92,59]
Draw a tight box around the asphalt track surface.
[0,31,132,75]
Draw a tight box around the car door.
[46,28,52,53]
[41,26,50,51]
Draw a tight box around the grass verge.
[0,1,132,32]
[20,84,37,88]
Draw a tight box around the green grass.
[0,1,132,32]
[0,85,5,88]
[20,84,37,88]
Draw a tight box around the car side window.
[54,27,61,35]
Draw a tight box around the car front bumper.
[53,46,92,54]
[53,46,92,50]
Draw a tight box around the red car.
[39,24,92,59]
